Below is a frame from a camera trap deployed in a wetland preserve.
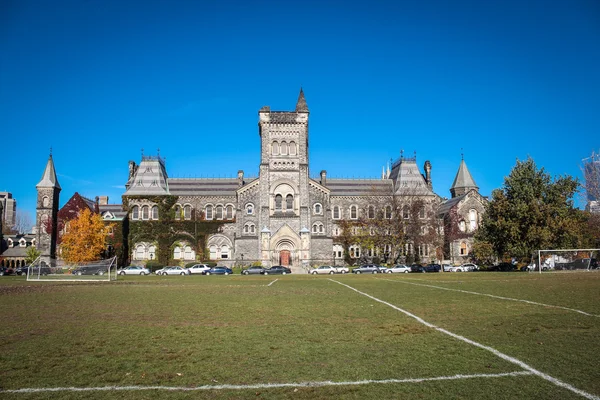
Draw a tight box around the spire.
[450,159,478,198]
[295,88,309,112]
[37,154,61,189]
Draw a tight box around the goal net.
[26,256,118,281]
[530,249,599,273]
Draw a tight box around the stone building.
[438,158,487,264]
[122,90,458,271]
[0,192,17,229]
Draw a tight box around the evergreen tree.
[477,157,581,261]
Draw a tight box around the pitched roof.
[168,178,251,196]
[124,156,169,195]
[36,155,61,189]
[327,179,392,196]
[451,159,478,191]
[390,157,436,196]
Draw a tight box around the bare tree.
[13,210,33,234]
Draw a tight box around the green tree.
[61,208,114,264]
[476,157,581,262]
[25,246,41,265]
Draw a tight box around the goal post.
[532,249,599,273]
[26,256,118,282]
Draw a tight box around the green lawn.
[0,272,598,399]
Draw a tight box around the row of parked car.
[116,264,293,276]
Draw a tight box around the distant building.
[583,151,600,214]
[0,192,17,230]
[0,233,36,268]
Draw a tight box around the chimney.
[98,196,109,205]
[320,170,327,186]
[424,161,432,190]
[237,170,244,187]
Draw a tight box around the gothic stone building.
[35,90,486,270]
[122,90,485,270]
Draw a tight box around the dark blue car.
[202,266,233,275]
[262,266,292,275]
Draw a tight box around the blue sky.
[1,0,599,227]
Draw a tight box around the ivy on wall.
[123,195,223,265]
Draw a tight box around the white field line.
[267,279,279,287]
[1,371,533,394]
[330,279,600,400]
[380,278,599,318]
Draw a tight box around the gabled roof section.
[390,157,436,196]
[168,178,240,196]
[327,179,392,196]
[36,154,61,189]
[451,159,478,191]
[295,88,309,112]
[58,192,98,221]
[124,155,169,195]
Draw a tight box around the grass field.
[0,271,599,399]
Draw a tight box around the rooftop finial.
[49,146,53,156]
[414,150,417,159]
[400,149,404,159]
[141,148,144,158]
[461,148,464,160]
[157,147,160,157]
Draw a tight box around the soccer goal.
[530,249,599,273]
[26,256,118,282]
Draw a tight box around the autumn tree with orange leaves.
[60,208,114,264]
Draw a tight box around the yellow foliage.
[60,208,115,264]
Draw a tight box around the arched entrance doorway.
[279,250,291,266]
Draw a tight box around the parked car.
[488,262,515,272]
[389,264,411,273]
[242,266,266,275]
[262,265,291,275]
[442,264,453,272]
[449,263,478,272]
[0,266,15,276]
[118,266,150,275]
[203,266,233,275]
[72,264,109,276]
[311,265,337,275]
[188,264,212,274]
[333,265,349,274]
[352,264,382,274]
[410,264,440,273]
[378,266,392,273]
[15,265,30,276]
[156,266,190,276]
[25,266,52,276]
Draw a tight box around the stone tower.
[36,154,61,266]
[450,158,478,198]
[256,89,311,267]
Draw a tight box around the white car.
[118,266,150,275]
[389,265,411,273]
[156,266,190,276]
[333,265,349,274]
[311,266,337,275]
[188,264,211,274]
[449,263,478,272]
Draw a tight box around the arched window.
[132,206,139,220]
[142,206,149,220]
[319,224,324,233]
[184,246,193,260]
[246,203,254,215]
[314,203,322,214]
[173,246,181,259]
[368,206,375,219]
[402,206,409,219]
[275,194,282,211]
[148,245,156,260]
[244,224,249,233]
[272,142,279,155]
[43,196,50,207]
[216,205,223,220]
[312,224,318,233]
[184,205,191,220]
[459,220,466,232]
[333,206,340,219]
[385,206,392,219]
[226,205,233,219]
[280,142,288,155]
[286,194,293,211]
[350,205,357,219]
[209,245,217,260]
[250,224,255,233]
[205,205,213,220]
[221,245,229,259]
[174,205,181,220]
[152,206,158,220]
[469,209,478,231]
[460,242,468,255]
[289,141,297,155]
[135,245,145,260]
[419,206,426,219]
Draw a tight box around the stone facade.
[35,155,61,267]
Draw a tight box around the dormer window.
[8,238,13,247]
